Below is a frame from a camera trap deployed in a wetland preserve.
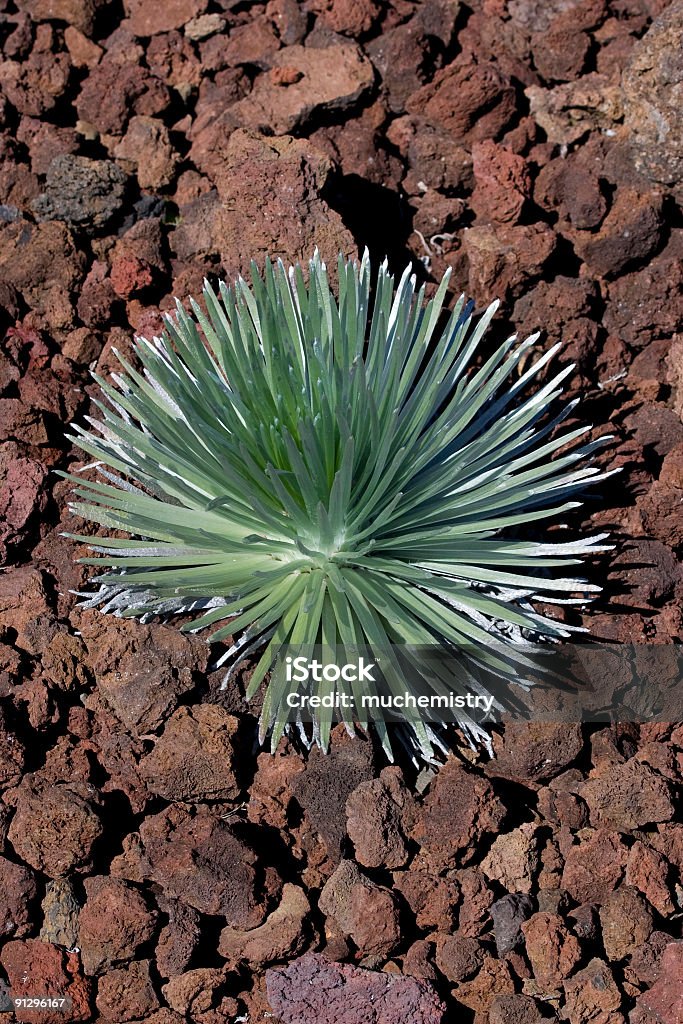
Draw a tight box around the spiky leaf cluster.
[64,252,607,760]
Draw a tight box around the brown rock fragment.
[266,953,446,1024]
[230,44,374,134]
[599,887,653,962]
[0,856,38,938]
[562,831,628,905]
[161,968,227,1016]
[562,958,621,1024]
[572,189,664,279]
[634,941,683,1024]
[155,899,201,979]
[218,883,311,968]
[522,912,581,992]
[78,876,157,975]
[481,823,539,893]
[139,705,240,802]
[626,841,676,917]
[471,140,530,224]
[136,804,266,927]
[407,54,516,143]
[580,760,675,829]
[411,759,505,870]
[125,0,208,36]
[434,934,483,985]
[463,222,557,305]
[39,880,80,949]
[346,766,416,869]
[96,959,159,1021]
[319,860,400,958]
[114,116,178,189]
[7,782,102,878]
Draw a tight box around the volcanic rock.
[266,953,446,1024]
[139,705,241,803]
[78,876,158,975]
[32,155,127,231]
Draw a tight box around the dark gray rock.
[32,155,127,231]
[490,892,535,956]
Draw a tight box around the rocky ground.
[1,0,683,1022]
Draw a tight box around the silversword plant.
[64,251,608,760]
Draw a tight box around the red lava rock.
[0,941,92,1024]
[471,140,530,223]
[155,898,201,979]
[562,958,621,1024]
[537,774,588,831]
[138,705,241,803]
[599,886,653,962]
[114,116,178,190]
[312,0,381,36]
[96,959,159,1020]
[410,759,505,870]
[20,0,107,36]
[109,256,154,299]
[392,868,460,932]
[76,59,169,137]
[16,117,78,176]
[319,859,401,958]
[345,766,416,870]
[146,30,203,90]
[161,968,227,1016]
[634,942,683,1024]
[626,840,676,917]
[0,31,71,117]
[76,261,119,328]
[562,830,628,905]
[535,154,608,231]
[77,876,157,975]
[462,221,557,305]
[230,44,373,134]
[605,231,683,348]
[125,0,208,36]
[76,613,207,734]
[521,912,581,992]
[247,745,305,831]
[579,759,675,830]
[219,18,281,70]
[178,130,356,278]
[0,451,49,560]
[637,477,683,550]
[622,2,683,190]
[457,865,496,937]
[7,781,102,878]
[0,856,38,938]
[0,219,84,317]
[366,3,456,114]
[403,939,438,982]
[571,188,664,279]
[406,53,516,143]
[434,933,483,984]
[455,954,516,1016]
[134,804,268,926]
[482,823,540,894]
[385,115,473,194]
[218,883,311,968]
[266,952,446,1024]
[487,723,583,786]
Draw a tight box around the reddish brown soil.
[1,1,683,1022]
